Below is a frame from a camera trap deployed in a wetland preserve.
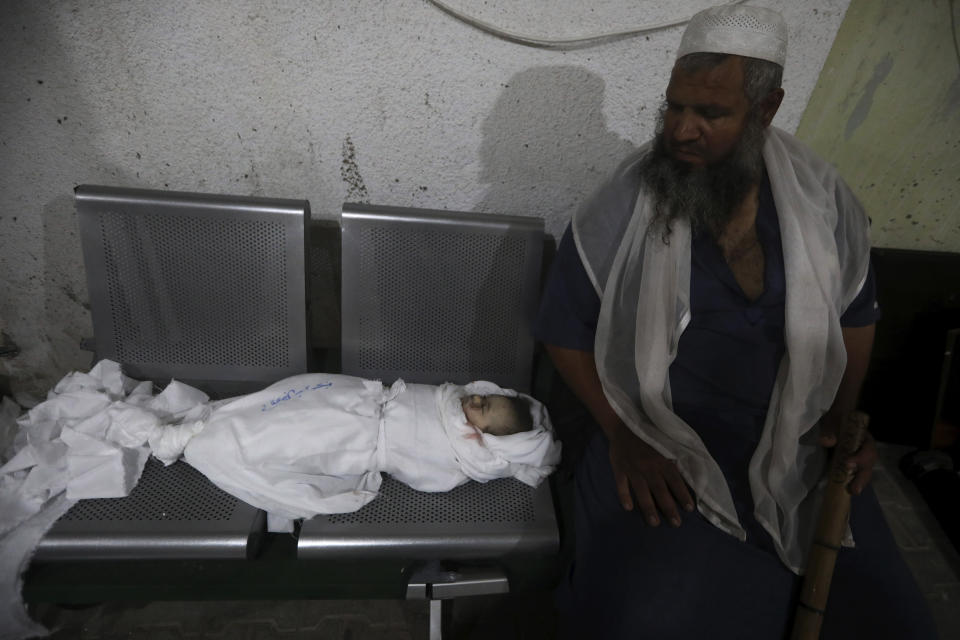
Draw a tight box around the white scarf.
[574,127,871,573]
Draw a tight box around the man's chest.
[718,222,766,302]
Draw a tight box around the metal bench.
[28,195,559,640]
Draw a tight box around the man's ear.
[760,88,785,128]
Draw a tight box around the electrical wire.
[426,0,750,50]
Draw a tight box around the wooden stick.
[790,411,869,640]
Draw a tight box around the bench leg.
[428,599,444,640]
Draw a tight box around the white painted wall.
[0,0,849,400]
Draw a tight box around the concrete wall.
[797,0,960,251]
[0,0,849,400]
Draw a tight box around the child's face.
[461,394,516,436]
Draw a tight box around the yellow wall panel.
[797,0,960,250]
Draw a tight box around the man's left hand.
[818,426,877,496]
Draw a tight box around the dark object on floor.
[900,448,960,552]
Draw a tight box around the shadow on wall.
[316,69,639,370]
[475,65,637,240]
[38,64,140,402]
[2,4,141,402]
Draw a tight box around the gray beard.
[639,110,767,240]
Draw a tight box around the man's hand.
[543,344,695,526]
[818,417,877,496]
[608,423,695,526]
[815,324,877,496]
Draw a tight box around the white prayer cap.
[676,4,787,67]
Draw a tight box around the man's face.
[662,55,751,168]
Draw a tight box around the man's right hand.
[608,423,695,527]
[542,344,696,527]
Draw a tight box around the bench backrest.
[76,185,310,396]
[340,202,542,392]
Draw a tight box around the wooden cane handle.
[829,411,868,483]
[791,411,869,640]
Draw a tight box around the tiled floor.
[28,443,960,639]
[871,443,960,638]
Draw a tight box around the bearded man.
[535,5,936,638]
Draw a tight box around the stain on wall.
[797,0,960,251]
[340,135,370,204]
[843,53,893,140]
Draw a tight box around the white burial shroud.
[182,374,561,522]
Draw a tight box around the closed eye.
[696,106,730,119]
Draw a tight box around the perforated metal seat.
[34,458,266,561]
[36,185,310,561]
[299,204,558,617]
[298,475,557,560]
